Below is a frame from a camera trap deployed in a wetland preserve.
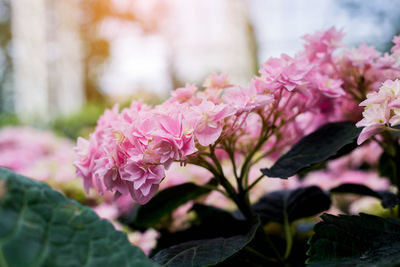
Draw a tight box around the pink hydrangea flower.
[356,79,400,144]
[223,85,274,115]
[311,73,345,97]
[170,84,198,104]
[121,162,165,204]
[203,73,232,89]
[260,54,313,92]
[343,43,381,68]
[75,27,400,207]
[191,100,234,146]
[302,26,343,63]
[391,35,400,55]
[356,104,387,145]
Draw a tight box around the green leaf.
[151,204,249,256]
[0,167,158,267]
[378,150,397,183]
[253,186,331,224]
[261,121,362,178]
[330,183,399,208]
[132,180,216,229]
[152,219,260,267]
[307,213,400,267]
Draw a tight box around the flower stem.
[283,209,293,259]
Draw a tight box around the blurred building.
[4,0,400,124]
[11,0,84,123]
[165,0,257,87]
[99,0,257,97]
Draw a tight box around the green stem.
[384,126,400,134]
[198,185,228,197]
[224,141,239,180]
[283,208,293,259]
[258,228,284,263]
[246,174,265,192]
[244,246,278,263]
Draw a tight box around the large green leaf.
[253,186,331,224]
[261,122,362,178]
[152,219,260,267]
[307,213,400,267]
[131,181,216,229]
[0,167,158,267]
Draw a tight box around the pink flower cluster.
[0,126,76,182]
[356,79,400,144]
[75,27,400,205]
[74,78,274,204]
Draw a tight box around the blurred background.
[1,0,400,252]
[0,0,400,131]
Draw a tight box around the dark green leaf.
[152,219,260,267]
[307,213,400,267]
[132,181,216,229]
[253,186,331,224]
[330,183,399,208]
[296,162,326,179]
[261,121,362,178]
[152,204,249,256]
[378,151,397,183]
[0,167,158,267]
[190,203,244,224]
[330,183,381,198]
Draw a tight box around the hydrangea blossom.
[74,76,275,204]
[356,79,400,144]
[75,27,400,206]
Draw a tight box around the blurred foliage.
[0,113,19,128]
[51,102,108,140]
[0,0,13,113]
[51,90,163,140]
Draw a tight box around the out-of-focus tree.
[0,0,12,114]
[79,0,167,102]
[79,0,116,103]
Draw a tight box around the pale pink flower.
[343,43,380,68]
[191,100,234,146]
[74,137,98,193]
[94,203,120,221]
[203,73,232,89]
[356,103,388,144]
[302,26,343,63]
[312,73,345,97]
[223,85,274,115]
[120,162,165,204]
[170,84,198,103]
[128,229,160,255]
[391,35,400,55]
[360,79,400,106]
[260,54,313,92]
